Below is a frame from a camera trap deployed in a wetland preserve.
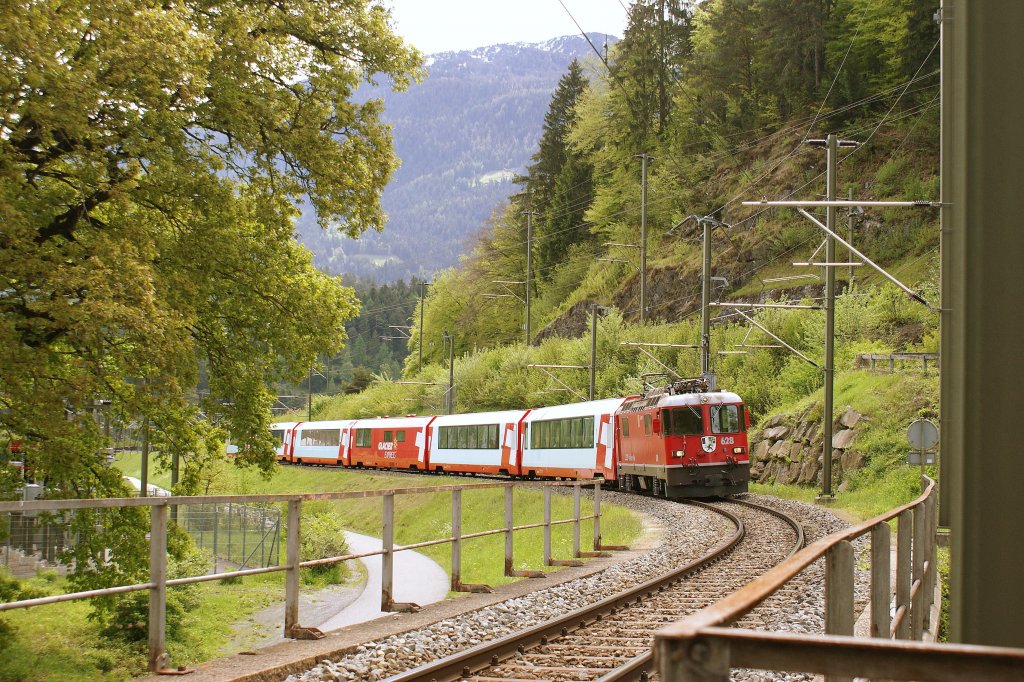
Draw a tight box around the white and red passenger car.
[261,379,750,498]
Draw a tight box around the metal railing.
[0,480,609,673]
[655,478,1024,680]
[856,352,940,373]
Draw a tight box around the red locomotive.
[264,378,749,499]
[616,378,749,498]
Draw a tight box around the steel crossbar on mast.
[709,302,823,310]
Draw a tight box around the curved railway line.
[386,498,805,682]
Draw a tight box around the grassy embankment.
[0,461,641,681]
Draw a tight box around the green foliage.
[300,509,351,585]
[1,0,422,486]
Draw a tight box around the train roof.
[351,415,435,429]
[659,390,743,406]
[270,421,299,430]
[430,409,528,426]
[294,420,356,430]
[524,397,627,422]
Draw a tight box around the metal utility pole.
[418,281,429,373]
[822,133,838,501]
[938,0,954,531]
[637,153,651,323]
[139,419,150,498]
[523,211,535,345]
[307,366,313,422]
[848,188,856,289]
[700,217,712,379]
[589,305,609,400]
[443,331,455,414]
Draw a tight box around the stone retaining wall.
[750,403,867,489]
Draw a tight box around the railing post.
[896,510,912,639]
[825,539,855,682]
[543,486,552,566]
[926,493,938,630]
[284,500,301,638]
[593,483,602,550]
[148,502,169,672]
[451,489,462,591]
[573,485,581,558]
[382,492,395,611]
[504,486,514,577]
[870,521,892,638]
[912,500,927,640]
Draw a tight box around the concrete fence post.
[825,539,855,682]
[504,486,514,577]
[543,487,552,566]
[896,511,912,639]
[284,500,301,638]
[870,522,892,638]
[147,503,169,673]
[382,492,395,611]
[451,488,462,591]
[573,485,581,558]
[912,501,928,640]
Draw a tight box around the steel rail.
[590,497,807,682]
[659,479,935,639]
[386,501,754,682]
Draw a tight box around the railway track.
[385,498,804,682]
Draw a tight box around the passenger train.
[258,378,750,498]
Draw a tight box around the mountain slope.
[295,34,616,282]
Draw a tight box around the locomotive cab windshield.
[663,407,704,436]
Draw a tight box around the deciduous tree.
[0,0,422,488]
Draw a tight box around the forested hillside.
[406,0,939,371]
[295,34,617,281]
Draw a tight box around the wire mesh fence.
[178,502,281,571]
[1,501,280,578]
[0,510,73,577]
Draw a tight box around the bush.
[99,527,211,642]
[301,511,351,585]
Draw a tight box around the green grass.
[0,570,283,681]
[4,460,640,679]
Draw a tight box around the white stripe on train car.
[600,413,614,469]
[416,428,426,462]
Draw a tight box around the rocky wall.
[749,403,867,490]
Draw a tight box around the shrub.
[300,511,351,585]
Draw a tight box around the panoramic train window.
[300,429,340,447]
[711,405,741,433]
[355,429,371,447]
[438,424,500,449]
[666,407,704,436]
[530,417,595,449]
[271,430,285,446]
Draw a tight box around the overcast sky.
[385,0,629,54]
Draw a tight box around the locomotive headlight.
[673,450,683,459]
[732,447,745,454]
